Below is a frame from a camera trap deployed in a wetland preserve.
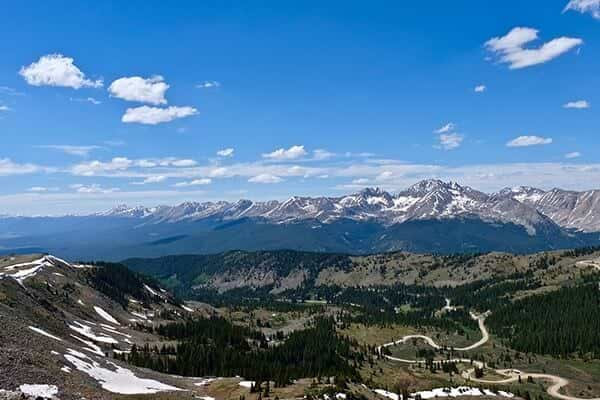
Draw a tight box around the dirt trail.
[377,307,598,400]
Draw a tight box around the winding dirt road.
[575,258,600,272]
[377,307,598,400]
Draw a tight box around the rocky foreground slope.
[0,254,214,399]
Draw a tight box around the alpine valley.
[2,180,600,259]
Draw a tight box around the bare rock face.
[499,187,600,232]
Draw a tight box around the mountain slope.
[123,247,600,297]
[500,186,600,232]
[0,254,207,399]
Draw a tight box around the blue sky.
[1,0,599,215]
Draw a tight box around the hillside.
[0,254,212,399]
[123,247,600,297]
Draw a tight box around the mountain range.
[1,179,600,259]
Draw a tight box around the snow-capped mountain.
[98,180,556,235]
[498,186,600,232]
[3,179,599,259]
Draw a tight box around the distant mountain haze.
[2,180,600,259]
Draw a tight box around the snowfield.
[94,306,120,325]
[64,349,182,394]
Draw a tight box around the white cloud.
[27,186,58,192]
[248,174,284,184]
[565,151,582,159]
[170,159,197,167]
[196,81,221,89]
[485,27,582,69]
[0,105,10,112]
[563,100,590,109]
[0,86,25,96]
[104,139,126,147]
[0,158,42,176]
[70,184,119,194]
[434,123,455,134]
[132,175,167,185]
[19,54,102,89]
[437,133,464,150]
[313,149,335,160]
[506,135,553,147]
[433,123,463,150]
[474,85,487,93]
[108,76,169,105]
[564,0,600,18]
[121,106,198,125]
[70,97,101,105]
[39,145,101,157]
[173,178,212,187]
[263,145,308,160]
[70,157,199,177]
[72,157,133,176]
[217,148,235,157]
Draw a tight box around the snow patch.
[19,384,58,399]
[29,326,63,342]
[69,321,118,344]
[94,306,120,325]
[144,284,159,296]
[64,349,181,394]
[71,334,106,356]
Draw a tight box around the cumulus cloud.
[248,174,284,184]
[70,184,119,194]
[196,81,221,89]
[38,145,101,157]
[437,133,464,150]
[70,157,198,177]
[173,178,212,187]
[563,100,590,109]
[0,86,25,96]
[565,151,582,159]
[217,148,235,157]
[262,145,307,160]
[485,27,582,69]
[0,158,42,176]
[433,123,463,150]
[434,123,455,134]
[170,159,197,167]
[27,186,58,192]
[71,157,133,176]
[132,175,167,185]
[313,149,335,160]
[564,0,600,18]
[19,54,102,89]
[474,85,487,93]
[70,97,101,105]
[352,178,370,185]
[506,135,553,147]
[121,106,198,125]
[108,76,169,105]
